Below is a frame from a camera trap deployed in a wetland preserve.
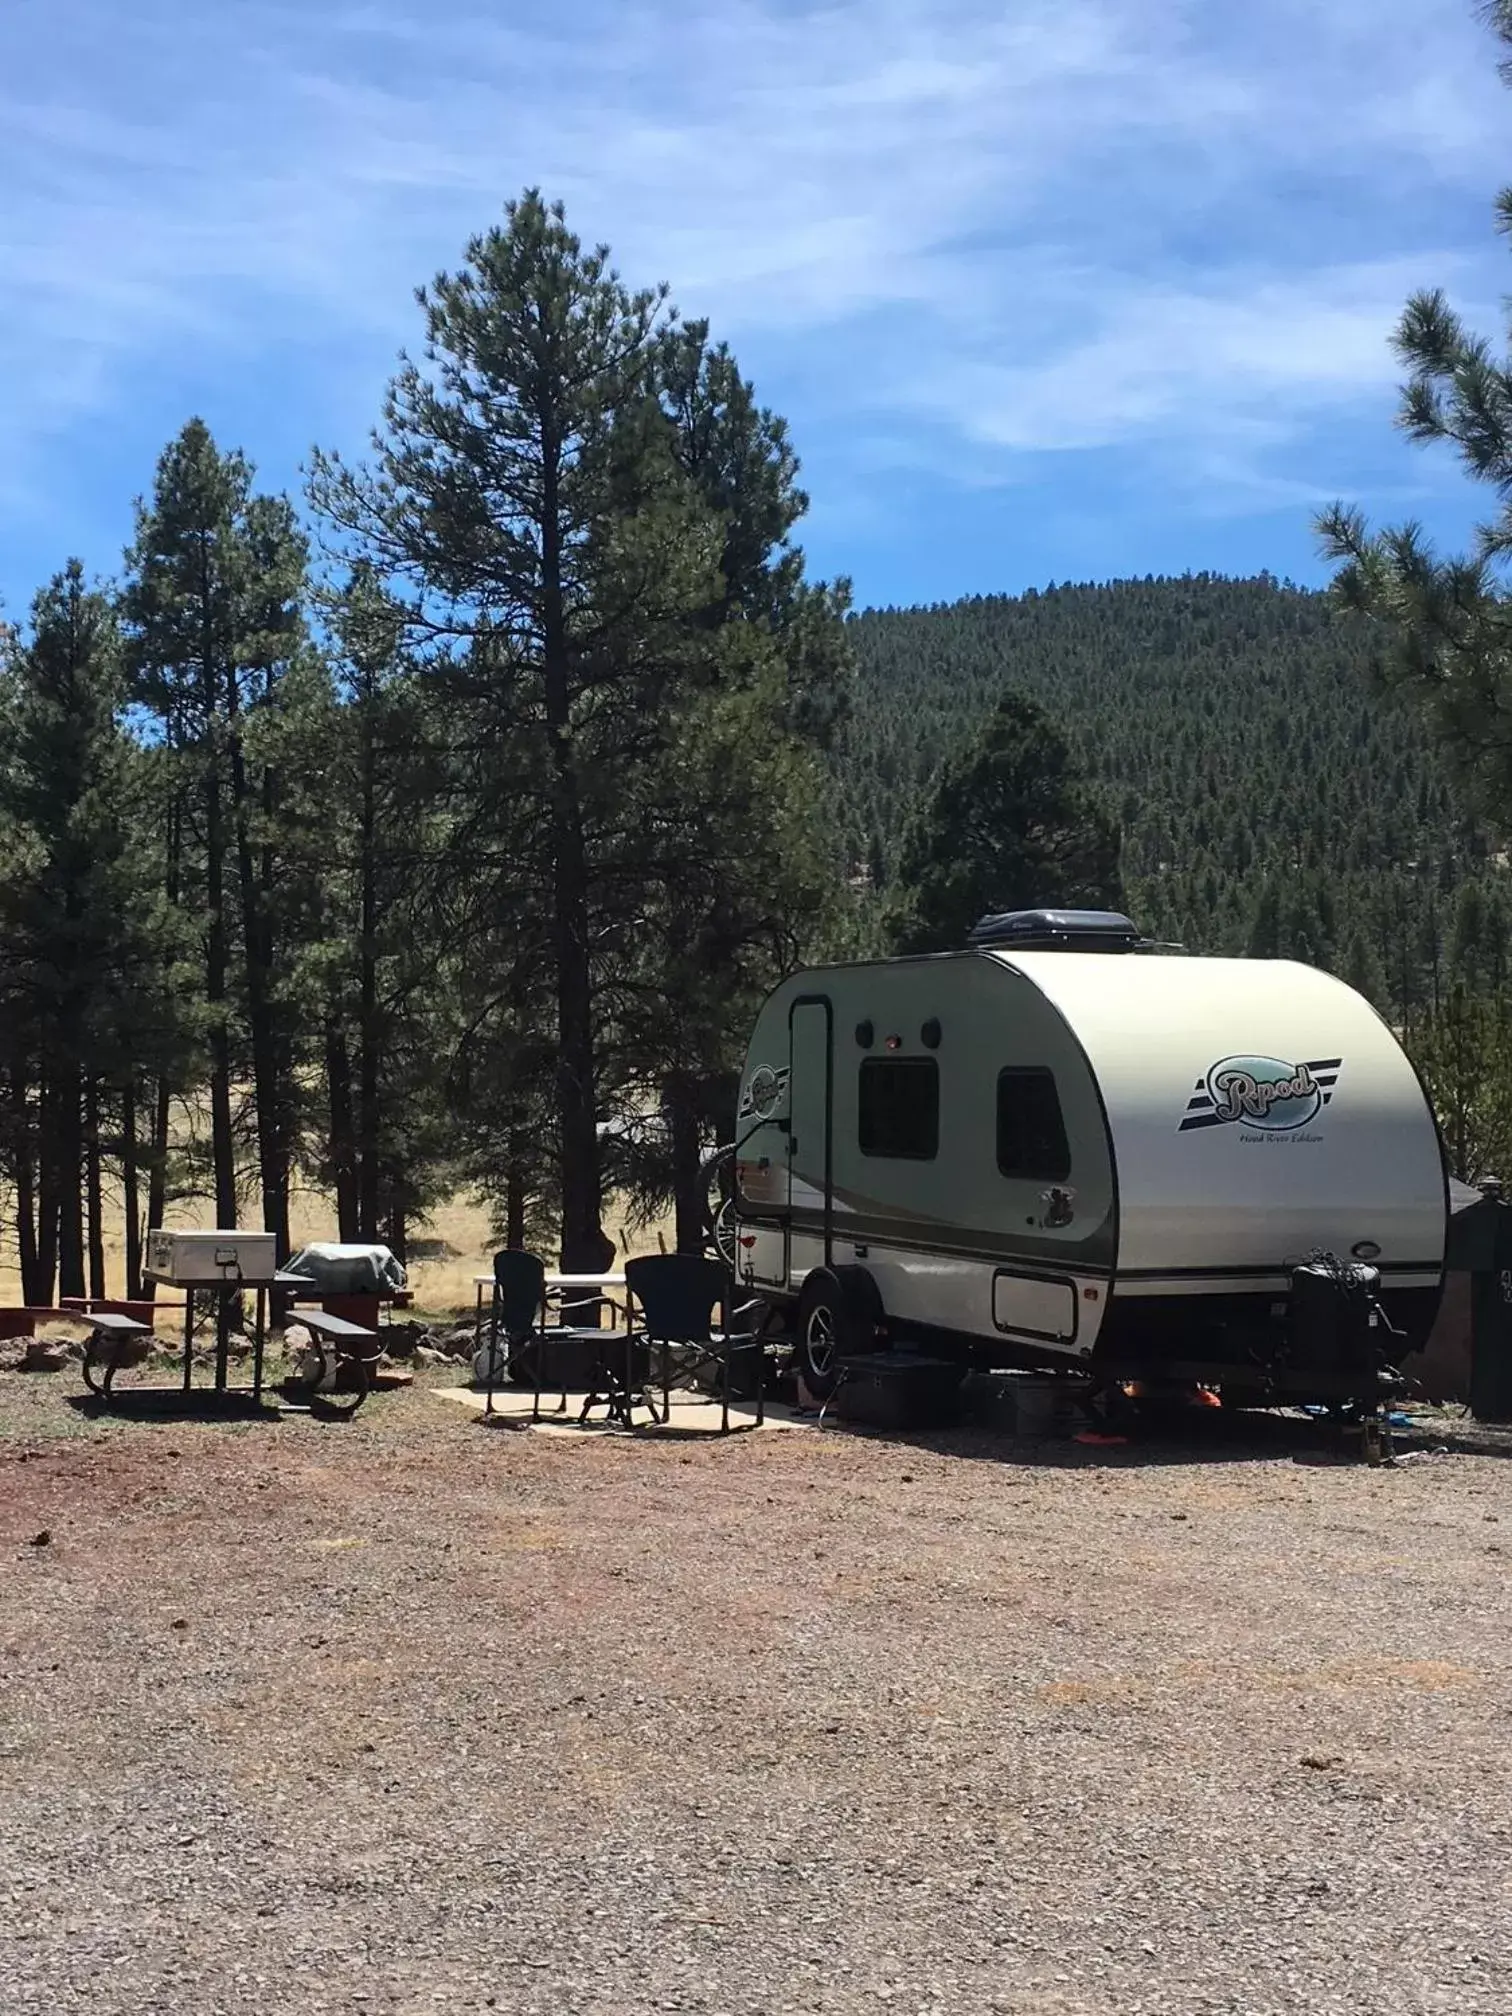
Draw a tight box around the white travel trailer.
[730,910,1447,1408]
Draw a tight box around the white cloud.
[917,259,1462,457]
[0,0,1507,536]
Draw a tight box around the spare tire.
[795,1265,888,1400]
[699,1144,739,1268]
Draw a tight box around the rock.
[379,1322,425,1361]
[437,1325,478,1360]
[20,1338,74,1373]
[414,1346,448,1366]
[282,1323,313,1354]
[29,1530,51,1547]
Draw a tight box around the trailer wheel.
[796,1267,887,1401]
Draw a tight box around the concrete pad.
[431,1383,810,1436]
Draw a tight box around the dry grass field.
[0,1175,678,1315]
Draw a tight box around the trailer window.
[858,1056,939,1161]
[997,1068,1071,1181]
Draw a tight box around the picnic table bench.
[80,1311,154,1403]
[288,1308,381,1406]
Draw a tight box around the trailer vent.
[968,908,1145,953]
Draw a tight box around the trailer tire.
[796,1266,887,1401]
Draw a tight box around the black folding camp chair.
[620,1253,767,1434]
[476,1249,555,1420]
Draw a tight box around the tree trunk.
[145,1076,171,1305]
[144,796,182,1301]
[228,704,287,1258]
[326,1020,359,1242]
[505,1110,528,1252]
[122,1076,142,1299]
[261,720,296,1265]
[85,1080,106,1299]
[356,715,381,1242]
[11,1068,40,1306]
[34,1077,59,1309]
[386,1193,407,1268]
[539,431,603,1271]
[205,756,238,1226]
[55,1063,85,1300]
[667,1075,704,1256]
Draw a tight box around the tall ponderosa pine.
[616,326,853,1245]
[121,420,310,1247]
[312,192,789,1266]
[886,691,1122,953]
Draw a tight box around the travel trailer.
[729,910,1447,1409]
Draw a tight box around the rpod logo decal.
[1179,1056,1340,1134]
[738,1063,790,1120]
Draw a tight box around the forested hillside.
[841,574,1504,1019]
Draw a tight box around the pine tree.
[1409,985,1512,1183]
[305,567,456,1254]
[121,420,310,1247]
[0,564,192,1302]
[624,323,854,1245]
[1317,4,1512,839]
[310,191,816,1267]
[1451,881,1492,991]
[1343,927,1391,1011]
[1247,880,1284,959]
[885,690,1122,954]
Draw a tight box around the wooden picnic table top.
[473,1272,628,1289]
[295,1309,379,1342]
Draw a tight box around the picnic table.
[472,1270,628,1350]
[285,1307,382,1408]
[79,1271,316,1408]
[80,1312,155,1402]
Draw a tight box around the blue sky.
[2,0,1508,618]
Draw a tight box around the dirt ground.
[1,1372,1509,2016]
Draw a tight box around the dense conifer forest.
[840,574,1503,1021]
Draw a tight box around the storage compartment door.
[992,1269,1082,1349]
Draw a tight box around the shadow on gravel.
[839,1390,1512,1469]
[65,1388,285,1425]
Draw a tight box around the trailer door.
[788,997,834,1273]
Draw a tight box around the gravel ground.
[1,1370,1509,2016]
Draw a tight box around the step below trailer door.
[788,997,834,1278]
